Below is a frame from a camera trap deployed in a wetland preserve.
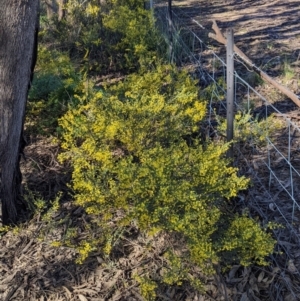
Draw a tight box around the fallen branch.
[208,20,300,108]
[274,112,300,120]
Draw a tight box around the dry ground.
[172,0,300,67]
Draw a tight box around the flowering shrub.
[220,215,277,266]
[102,0,161,70]
[217,110,283,145]
[40,0,163,73]
[59,64,275,294]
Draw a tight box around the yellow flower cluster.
[221,216,275,266]
[76,241,95,264]
[134,275,158,301]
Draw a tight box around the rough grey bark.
[0,0,39,224]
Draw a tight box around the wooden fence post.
[149,0,153,9]
[168,0,173,62]
[226,28,234,158]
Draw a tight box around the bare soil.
[172,0,300,68]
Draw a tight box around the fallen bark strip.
[208,20,300,108]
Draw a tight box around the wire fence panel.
[154,2,300,300]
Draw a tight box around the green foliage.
[59,64,275,286]
[283,58,295,82]
[103,2,160,70]
[134,274,158,301]
[220,215,275,266]
[201,78,226,101]
[244,71,264,87]
[27,47,84,135]
[217,111,283,145]
[40,0,165,74]
[29,74,62,101]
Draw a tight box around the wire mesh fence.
[154,2,300,300]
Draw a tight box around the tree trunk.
[58,0,66,21]
[0,0,39,225]
[45,0,58,19]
